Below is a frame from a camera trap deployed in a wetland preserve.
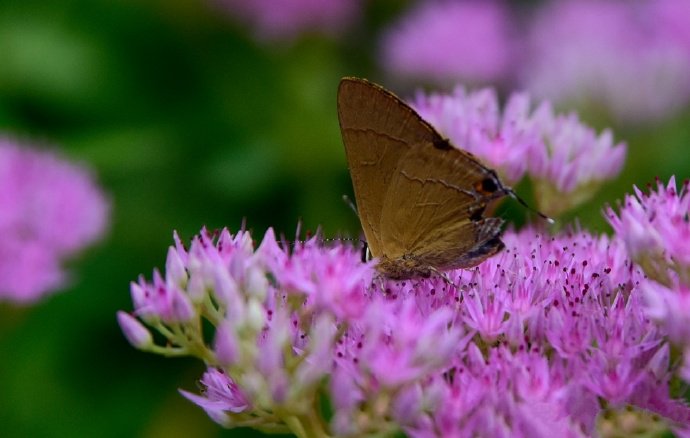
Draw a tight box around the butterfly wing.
[379,142,507,269]
[338,77,508,276]
[337,77,438,257]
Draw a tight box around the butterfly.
[337,77,513,279]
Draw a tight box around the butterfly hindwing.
[380,143,507,266]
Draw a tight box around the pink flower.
[215,0,360,42]
[130,270,196,325]
[523,0,690,124]
[0,138,109,303]
[380,0,516,86]
[608,176,690,393]
[116,311,153,349]
[462,282,509,342]
[179,368,249,427]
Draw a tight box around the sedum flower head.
[380,0,515,86]
[527,102,626,217]
[412,88,626,217]
[0,137,109,303]
[523,0,690,125]
[609,176,690,391]
[120,223,690,436]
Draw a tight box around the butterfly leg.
[428,266,457,288]
[342,194,359,216]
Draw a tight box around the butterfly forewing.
[338,78,438,257]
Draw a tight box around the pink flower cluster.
[413,88,626,217]
[608,177,690,385]
[215,0,360,42]
[379,0,690,125]
[524,0,690,124]
[380,0,515,86]
[0,138,109,303]
[119,218,690,436]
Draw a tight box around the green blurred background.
[0,0,688,437]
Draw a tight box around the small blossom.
[254,308,291,406]
[179,368,249,427]
[293,314,337,391]
[582,351,645,404]
[380,0,515,86]
[214,320,240,367]
[0,137,109,303]
[462,285,509,342]
[215,0,360,43]
[130,271,196,324]
[523,0,690,125]
[116,311,153,350]
[165,245,188,289]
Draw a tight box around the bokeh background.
[1,0,689,437]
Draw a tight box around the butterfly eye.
[476,177,499,194]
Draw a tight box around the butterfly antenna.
[506,188,555,224]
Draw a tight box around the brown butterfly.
[337,77,513,280]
